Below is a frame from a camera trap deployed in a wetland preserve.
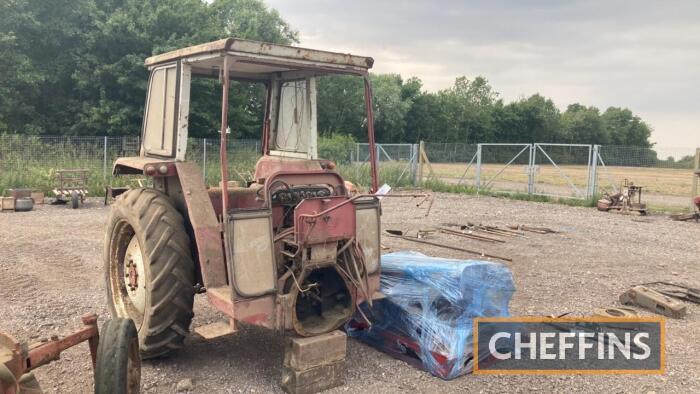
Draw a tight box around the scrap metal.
[507,224,559,234]
[597,179,647,215]
[437,226,505,244]
[384,230,512,262]
[620,285,687,318]
[1,314,99,393]
[640,282,700,304]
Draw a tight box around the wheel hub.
[123,236,146,316]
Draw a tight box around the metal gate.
[532,143,595,199]
[452,143,598,199]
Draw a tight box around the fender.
[112,156,177,177]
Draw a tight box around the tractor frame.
[105,38,384,357]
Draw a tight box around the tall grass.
[0,135,598,209]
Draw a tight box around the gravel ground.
[0,194,698,393]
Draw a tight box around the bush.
[318,134,356,164]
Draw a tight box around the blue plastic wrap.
[346,251,515,379]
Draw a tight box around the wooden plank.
[193,320,237,339]
[1,197,15,211]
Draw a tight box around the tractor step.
[193,320,237,340]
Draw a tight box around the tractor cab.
[107,38,382,358]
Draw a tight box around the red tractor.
[104,38,384,359]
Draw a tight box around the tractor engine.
[265,172,368,337]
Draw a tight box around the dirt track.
[0,194,698,393]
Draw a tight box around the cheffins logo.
[474,317,664,374]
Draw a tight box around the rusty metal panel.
[145,38,373,71]
[229,210,276,297]
[355,200,380,274]
[295,197,356,245]
[146,38,232,66]
[175,162,228,288]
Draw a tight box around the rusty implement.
[620,286,687,318]
[52,169,89,209]
[442,222,525,238]
[670,212,700,222]
[384,230,512,262]
[597,179,647,215]
[671,194,700,222]
[1,315,141,394]
[507,224,559,234]
[592,307,639,318]
[641,282,700,304]
[437,226,505,243]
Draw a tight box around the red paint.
[294,196,356,245]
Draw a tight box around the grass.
[0,147,695,213]
[419,176,600,208]
[430,162,695,197]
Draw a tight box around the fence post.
[588,145,600,199]
[411,143,419,186]
[103,136,108,180]
[203,138,207,179]
[527,144,535,195]
[692,147,700,209]
[417,141,425,184]
[475,144,482,190]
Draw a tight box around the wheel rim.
[109,222,147,330]
[124,236,147,319]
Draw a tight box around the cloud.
[266,0,700,149]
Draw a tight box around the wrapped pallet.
[346,251,515,379]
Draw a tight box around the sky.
[266,0,700,151]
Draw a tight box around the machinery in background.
[597,179,647,215]
[0,315,140,394]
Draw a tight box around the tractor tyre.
[94,318,140,394]
[104,188,195,359]
[71,190,80,209]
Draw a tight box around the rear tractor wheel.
[104,188,195,359]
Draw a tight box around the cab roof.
[145,38,374,78]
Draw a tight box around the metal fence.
[1,135,697,210]
[420,141,699,209]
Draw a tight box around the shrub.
[318,134,356,164]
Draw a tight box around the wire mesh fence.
[419,142,698,209]
[0,135,697,210]
[595,145,698,209]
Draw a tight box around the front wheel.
[104,188,195,359]
[94,318,140,394]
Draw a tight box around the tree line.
[1,0,653,148]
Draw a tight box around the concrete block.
[280,359,345,394]
[283,330,346,370]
